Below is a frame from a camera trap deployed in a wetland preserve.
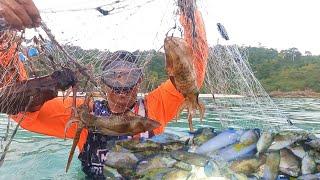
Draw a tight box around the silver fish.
[240,129,260,145]
[116,140,161,152]
[136,154,177,175]
[279,149,300,177]
[162,169,191,179]
[215,142,257,162]
[247,174,260,180]
[256,131,273,156]
[103,165,123,179]
[256,164,265,177]
[204,160,222,177]
[309,150,320,164]
[173,161,192,171]
[268,131,309,151]
[104,152,138,169]
[149,133,181,144]
[263,151,280,180]
[306,138,320,151]
[301,153,316,175]
[170,150,209,166]
[192,127,217,146]
[139,167,174,179]
[297,173,320,180]
[188,164,223,180]
[287,144,306,159]
[230,173,249,180]
[230,157,265,175]
[196,128,244,154]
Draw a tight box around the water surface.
[0,98,319,179]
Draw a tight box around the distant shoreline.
[57,92,245,98]
[58,91,320,98]
[269,90,320,98]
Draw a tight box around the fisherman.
[0,0,208,179]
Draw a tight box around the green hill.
[57,45,320,94]
[142,46,320,93]
[246,46,320,92]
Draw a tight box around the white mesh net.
[0,0,305,176]
[205,44,298,131]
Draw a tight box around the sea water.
[0,98,319,179]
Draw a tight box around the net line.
[0,0,305,155]
[205,44,300,132]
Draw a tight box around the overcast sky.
[32,0,320,55]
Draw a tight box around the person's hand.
[0,0,41,30]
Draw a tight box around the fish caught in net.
[0,0,307,175]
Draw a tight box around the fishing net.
[0,0,302,142]
[204,44,298,131]
[0,0,307,177]
[0,0,178,171]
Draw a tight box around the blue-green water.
[0,98,319,179]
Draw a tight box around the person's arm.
[146,7,209,135]
[10,97,88,151]
[0,1,89,150]
[145,80,184,134]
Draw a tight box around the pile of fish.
[103,127,320,180]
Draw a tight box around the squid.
[164,37,205,132]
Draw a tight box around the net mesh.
[0,0,303,165]
[205,44,298,131]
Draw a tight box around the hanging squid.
[164,36,205,132]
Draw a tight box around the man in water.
[0,0,208,179]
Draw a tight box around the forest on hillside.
[141,46,320,93]
[245,47,320,93]
[32,45,320,93]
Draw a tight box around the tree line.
[139,46,320,93]
[26,44,320,93]
[246,46,320,92]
